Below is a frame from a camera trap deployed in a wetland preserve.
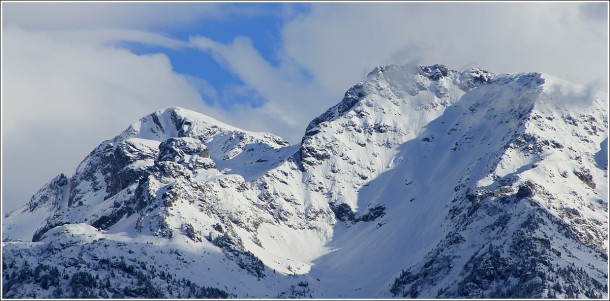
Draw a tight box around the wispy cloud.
[190,35,331,141]
[280,2,608,92]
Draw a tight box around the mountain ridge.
[2,64,608,298]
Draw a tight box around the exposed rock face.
[3,65,608,299]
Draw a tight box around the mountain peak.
[119,105,289,148]
[304,65,554,139]
[303,64,499,138]
[368,63,456,80]
[417,64,452,80]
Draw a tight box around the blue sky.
[119,2,307,109]
[2,1,608,212]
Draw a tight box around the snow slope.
[2,64,608,298]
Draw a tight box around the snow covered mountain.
[2,64,608,298]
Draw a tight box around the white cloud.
[2,2,223,31]
[43,28,188,49]
[280,2,607,93]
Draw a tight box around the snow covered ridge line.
[304,64,495,137]
[2,64,608,298]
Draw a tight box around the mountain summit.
[3,64,608,298]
